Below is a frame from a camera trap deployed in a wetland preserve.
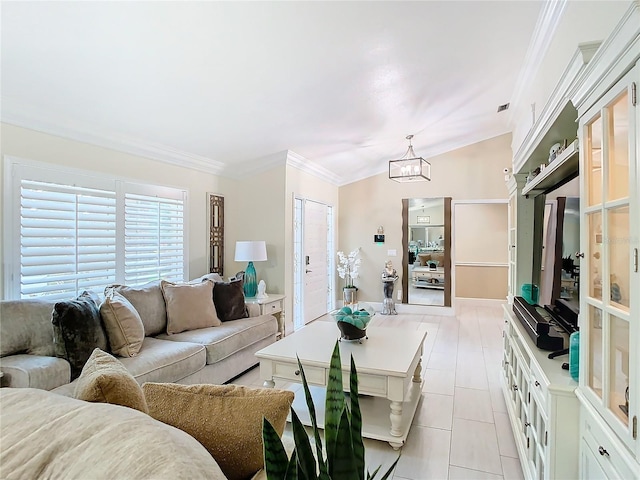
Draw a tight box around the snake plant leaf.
[297,357,328,476]
[290,408,317,479]
[367,465,381,480]
[324,340,345,472]
[284,451,298,480]
[349,355,365,480]
[263,417,289,480]
[377,454,401,480]
[330,407,357,479]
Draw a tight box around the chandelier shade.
[388,135,431,182]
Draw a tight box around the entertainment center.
[503,3,639,479]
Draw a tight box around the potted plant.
[262,340,399,479]
[337,248,361,306]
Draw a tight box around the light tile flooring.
[234,303,524,480]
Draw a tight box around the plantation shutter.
[124,192,185,285]
[20,180,117,300]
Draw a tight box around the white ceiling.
[1,1,545,185]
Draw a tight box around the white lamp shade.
[234,241,268,262]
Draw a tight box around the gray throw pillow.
[52,291,109,380]
[213,280,248,322]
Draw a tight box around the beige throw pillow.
[143,383,294,480]
[160,280,220,334]
[100,291,144,357]
[74,348,148,414]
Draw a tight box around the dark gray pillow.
[213,280,248,322]
[52,291,108,380]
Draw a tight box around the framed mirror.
[402,197,452,306]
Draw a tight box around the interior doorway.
[293,197,334,330]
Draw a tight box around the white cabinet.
[572,3,640,477]
[502,306,579,480]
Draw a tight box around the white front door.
[303,200,329,324]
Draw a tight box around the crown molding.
[1,99,226,175]
[285,150,343,185]
[507,0,568,126]
[512,41,599,175]
[571,0,640,115]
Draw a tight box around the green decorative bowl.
[330,303,374,341]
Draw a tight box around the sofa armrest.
[1,354,70,390]
[246,303,261,318]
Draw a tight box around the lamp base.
[244,261,257,297]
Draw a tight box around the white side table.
[246,294,286,339]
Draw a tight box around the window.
[4,158,188,300]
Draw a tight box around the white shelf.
[521,139,579,197]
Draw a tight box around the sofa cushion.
[143,383,294,480]
[74,348,148,413]
[0,354,70,390]
[51,291,108,381]
[100,291,145,357]
[0,299,58,357]
[213,279,248,321]
[190,272,224,283]
[160,280,221,334]
[0,388,226,479]
[118,337,206,385]
[107,281,167,337]
[156,314,277,365]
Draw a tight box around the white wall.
[338,134,512,303]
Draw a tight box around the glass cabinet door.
[580,70,637,450]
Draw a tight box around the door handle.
[306,269,312,273]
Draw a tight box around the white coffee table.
[256,321,426,449]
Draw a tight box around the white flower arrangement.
[337,248,361,289]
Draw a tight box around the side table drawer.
[274,362,325,386]
[263,301,282,315]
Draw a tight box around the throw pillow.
[74,348,148,414]
[143,383,294,480]
[51,291,108,380]
[100,291,145,357]
[213,279,248,321]
[106,281,167,337]
[160,280,221,335]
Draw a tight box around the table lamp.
[234,241,267,297]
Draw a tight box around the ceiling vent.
[497,103,510,113]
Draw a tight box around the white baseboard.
[367,297,506,317]
[368,302,456,316]
[454,297,508,308]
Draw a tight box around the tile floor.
[234,303,524,480]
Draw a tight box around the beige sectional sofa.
[0,279,279,394]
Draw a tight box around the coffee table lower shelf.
[287,380,424,449]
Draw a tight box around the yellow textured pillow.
[143,383,294,480]
[74,348,148,413]
[100,290,145,357]
[160,280,221,334]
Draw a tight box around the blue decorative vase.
[244,261,257,297]
[569,331,580,381]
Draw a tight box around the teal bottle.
[569,331,580,381]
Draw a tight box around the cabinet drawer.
[274,362,325,385]
[263,301,282,315]
[352,373,387,396]
[582,408,637,479]
[529,361,549,413]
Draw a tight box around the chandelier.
[388,134,431,182]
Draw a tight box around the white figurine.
[256,280,268,299]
